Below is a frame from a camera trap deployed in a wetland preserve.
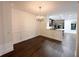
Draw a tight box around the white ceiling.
[12,1,77,16]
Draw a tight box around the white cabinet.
[41,29,64,41]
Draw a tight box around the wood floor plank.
[2,34,76,57]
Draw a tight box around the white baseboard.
[0,45,4,56]
[14,34,39,44]
[0,43,14,56]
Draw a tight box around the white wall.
[0,2,13,56]
[76,2,79,56]
[64,20,76,33]
[0,2,39,56]
[0,2,4,56]
[12,8,39,44]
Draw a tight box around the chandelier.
[36,6,44,22]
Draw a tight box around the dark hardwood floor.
[2,33,76,57]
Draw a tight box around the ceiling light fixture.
[36,6,44,22]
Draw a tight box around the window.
[48,18,64,29]
[71,23,76,30]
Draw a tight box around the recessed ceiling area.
[12,1,77,16]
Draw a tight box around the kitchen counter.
[41,29,64,41]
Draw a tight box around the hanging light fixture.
[36,6,44,22]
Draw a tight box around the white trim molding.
[0,43,14,56]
